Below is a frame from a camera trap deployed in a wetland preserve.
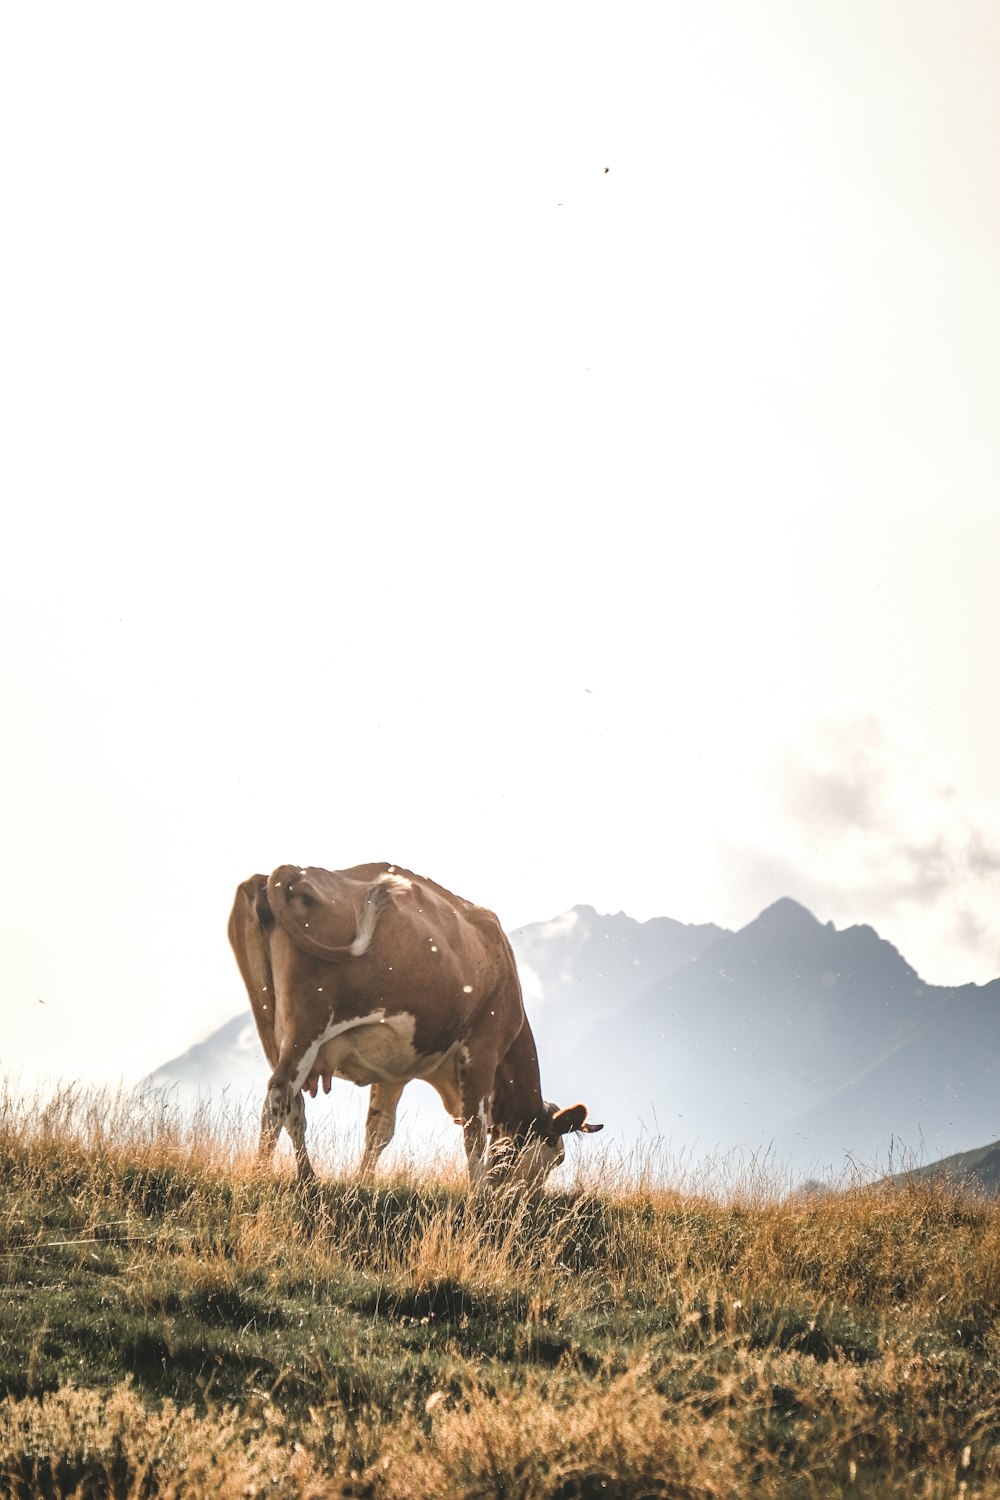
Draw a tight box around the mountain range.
[144,897,1000,1184]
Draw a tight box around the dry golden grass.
[0,1383,330,1499]
[1,1079,998,1497]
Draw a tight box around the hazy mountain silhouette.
[153,1011,264,1095]
[565,898,1000,1177]
[508,904,726,1062]
[144,897,1000,1180]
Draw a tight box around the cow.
[228,861,602,1187]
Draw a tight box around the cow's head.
[489,1102,603,1188]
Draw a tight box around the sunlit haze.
[3,3,999,1092]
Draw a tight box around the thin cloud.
[718,703,1000,984]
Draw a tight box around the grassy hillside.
[895,1140,1000,1199]
[1,1085,999,1498]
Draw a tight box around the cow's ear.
[551,1103,601,1136]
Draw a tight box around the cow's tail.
[266,868,401,962]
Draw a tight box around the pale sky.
[3,3,999,1092]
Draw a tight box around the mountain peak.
[749,897,821,932]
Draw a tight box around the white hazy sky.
[3,2,999,1090]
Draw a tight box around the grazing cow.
[228,862,602,1186]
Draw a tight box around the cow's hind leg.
[258,1100,281,1167]
[258,1091,314,1179]
[285,1090,315,1181]
[264,1036,326,1180]
[359,1082,405,1178]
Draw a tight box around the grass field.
[1,1083,998,1498]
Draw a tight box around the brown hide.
[263,862,523,1062]
[227,875,278,1069]
[228,861,601,1182]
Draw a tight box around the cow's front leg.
[463,1108,490,1186]
[458,1067,494,1187]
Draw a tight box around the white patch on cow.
[291,1009,457,1093]
[462,984,473,993]
[287,1011,383,1094]
[379,872,412,893]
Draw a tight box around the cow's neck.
[492,1015,547,1134]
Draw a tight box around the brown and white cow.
[228,862,602,1186]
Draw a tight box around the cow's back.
[267,862,524,1058]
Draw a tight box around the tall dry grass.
[0,1078,998,1497]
